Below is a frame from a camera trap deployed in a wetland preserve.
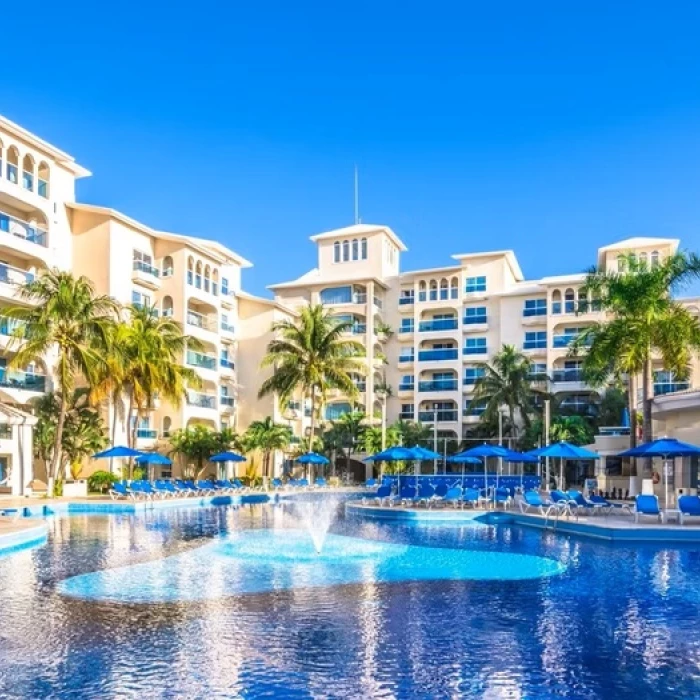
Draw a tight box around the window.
[523,299,547,316]
[320,286,353,305]
[334,241,340,263]
[651,250,659,268]
[564,289,575,313]
[361,238,367,259]
[528,362,547,379]
[399,374,414,390]
[132,290,151,308]
[221,277,229,296]
[342,240,350,261]
[464,367,485,385]
[551,290,562,315]
[162,256,174,277]
[464,337,487,354]
[400,403,414,418]
[399,347,415,361]
[352,239,359,260]
[524,331,547,349]
[400,319,415,333]
[465,276,486,293]
[326,402,352,420]
[464,306,487,325]
[639,252,648,267]
[133,250,156,275]
[399,290,414,305]
[617,255,626,272]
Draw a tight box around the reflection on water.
[0,501,700,698]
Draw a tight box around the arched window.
[352,238,359,260]
[162,295,174,317]
[21,154,34,191]
[564,288,575,313]
[418,280,427,302]
[577,288,587,313]
[639,252,648,267]
[429,280,438,301]
[187,257,194,285]
[342,240,350,261]
[195,261,203,289]
[334,241,340,263]
[617,255,626,272]
[450,276,459,299]
[204,264,211,293]
[162,256,174,277]
[212,269,219,296]
[361,238,367,259]
[37,161,50,198]
[6,146,19,184]
[162,416,172,438]
[439,278,449,300]
[551,289,562,314]
[651,250,659,268]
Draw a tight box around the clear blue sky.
[4,1,700,296]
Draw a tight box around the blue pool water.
[1,498,700,698]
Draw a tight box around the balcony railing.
[463,406,487,417]
[418,348,458,361]
[220,395,235,407]
[654,382,690,396]
[186,350,217,370]
[419,318,458,332]
[523,340,547,350]
[133,260,160,278]
[552,368,584,382]
[221,322,235,333]
[463,315,487,325]
[0,368,46,392]
[352,293,367,304]
[399,296,414,306]
[220,358,235,370]
[0,264,34,286]
[187,311,216,331]
[373,296,383,309]
[463,345,487,355]
[399,411,414,420]
[398,353,415,363]
[463,374,484,385]
[418,379,458,392]
[354,381,367,392]
[523,307,547,317]
[136,429,158,439]
[0,210,48,247]
[187,392,217,409]
[352,324,367,334]
[132,303,159,317]
[398,382,415,392]
[399,325,415,334]
[418,410,458,422]
[553,333,591,348]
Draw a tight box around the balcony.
[352,324,366,334]
[136,429,158,439]
[0,210,48,248]
[399,296,414,306]
[418,318,458,332]
[354,381,367,392]
[654,381,690,396]
[552,368,584,383]
[186,350,217,370]
[221,321,235,334]
[463,345,487,356]
[463,315,487,326]
[220,358,235,371]
[463,407,486,417]
[523,307,547,317]
[398,382,415,392]
[419,289,459,302]
[0,368,46,393]
[220,395,235,408]
[187,310,216,332]
[399,411,414,420]
[418,410,458,422]
[187,392,217,409]
[0,265,34,299]
[418,379,458,392]
[523,340,547,351]
[398,325,415,335]
[398,353,415,364]
[418,348,458,362]
[132,260,161,290]
[553,333,591,349]
[373,296,383,309]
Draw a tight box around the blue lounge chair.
[438,486,463,509]
[493,487,511,509]
[550,490,578,517]
[462,487,480,508]
[519,490,552,514]
[271,478,283,490]
[678,495,700,525]
[173,480,196,496]
[413,481,436,507]
[315,477,328,488]
[567,490,601,515]
[635,494,664,523]
[371,484,393,506]
[588,494,632,515]
[365,478,377,488]
[109,482,132,501]
[153,480,176,498]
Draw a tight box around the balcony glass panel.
[0,368,46,392]
[373,296,383,309]
[0,211,48,247]
[133,260,160,277]
[136,429,158,439]
[463,405,487,416]
[418,379,458,391]
[418,348,458,361]
[352,324,366,334]
[187,271,193,285]
[552,333,589,348]
[186,350,217,370]
[38,179,48,198]
[399,412,414,420]
[195,275,202,289]
[552,368,584,382]
[398,351,415,363]
[419,318,458,332]
[398,382,415,392]
[187,392,217,409]
[7,164,18,184]
[399,323,414,333]
[0,265,33,285]
[221,321,235,333]
[551,302,562,314]
[463,313,487,325]
[418,292,427,302]
[220,358,235,369]
[399,296,414,305]
[186,311,215,330]
[212,282,219,296]
[418,410,458,422]
[204,279,210,293]
[463,342,487,355]
[220,396,235,407]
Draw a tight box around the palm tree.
[549,415,594,445]
[328,411,365,475]
[362,423,400,456]
[259,304,365,451]
[243,417,292,482]
[395,419,433,448]
[578,252,700,460]
[469,344,543,438]
[114,305,201,464]
[6,271,118,496]
[169,424,221,479]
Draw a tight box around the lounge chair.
[153,480,177,498]
[371,484,393,506]
[315,477,328,488]
[588,494,633,515]
[519,490,552,514]
[462,487,480,508]
[678,495,700,525]
[271,478,283,490]
[109,482,132,501]
[635,494,664,523]
[173,480,196,496]
[567,490,602,515]
[550,490,578,517]
[493,487,511,509]
[365,478,377,488]
[437,486,463,509]
[413,481,436,507]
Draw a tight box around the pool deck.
[346,501,700,542]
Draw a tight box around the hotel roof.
[310,223,408,252]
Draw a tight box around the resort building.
[270,226,700,452]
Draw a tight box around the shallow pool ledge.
[0,521,48,555]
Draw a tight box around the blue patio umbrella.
[135,452,172,481]
[618,438,700,506]
[296,451,330,464]
[411,446,442,461]
[446,453,483,488]
[364,446,423,493]
[209,451,246,462]
[449,443,510,491]
[93,445,144,476]
[527,441,599,490]
[502,448,540,490]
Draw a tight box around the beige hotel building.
[0,114,698,493]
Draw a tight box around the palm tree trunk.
[109,390,119,475]
[308,387,317,482]
[642,356,654,477]
[48,392,69,499]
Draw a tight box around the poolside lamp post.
[433,402,439,475]
[544,399,551,489]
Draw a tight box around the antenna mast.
[354,165,360,224]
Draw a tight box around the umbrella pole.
[664,458,669,509]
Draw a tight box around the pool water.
[1,499,700,699]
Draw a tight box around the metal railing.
[552,368,584,382]
[399,296,414,305]
[186,310,216,331]
[0,264,34,286]
[133,260,160,277]
[418,410,458,422]
[0,368,46,392]
[0,209,48,247]
[418,348,458,361]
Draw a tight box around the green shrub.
[88,470,119,493]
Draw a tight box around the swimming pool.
[1,497,699,698]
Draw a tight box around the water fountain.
[284,496,341,554]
